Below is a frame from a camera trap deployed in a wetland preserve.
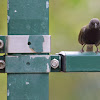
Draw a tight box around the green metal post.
[6,0,50,100]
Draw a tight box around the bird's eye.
[97,22,99,25]
[91,23,94,25]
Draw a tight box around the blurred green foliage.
[49,72,100,100]
[0,0,7,35]
[0,73,7,100]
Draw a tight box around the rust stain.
[30,48,36,53]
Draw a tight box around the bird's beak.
[95,23,97,29]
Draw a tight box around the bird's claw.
[80,49,84,53]
[95,50,100,54]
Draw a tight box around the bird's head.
[89,18,100,29]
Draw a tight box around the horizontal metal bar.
[7,35,51,53]
[59,51,100,72]
[5,55,50,73]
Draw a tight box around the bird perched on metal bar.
[78,18,100,53]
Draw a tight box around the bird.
[78,18,100,53]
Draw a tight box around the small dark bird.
[78,18,100,53]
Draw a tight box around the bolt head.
[51,59,59,69]
[0,40,4,49]
[0,60,5,69]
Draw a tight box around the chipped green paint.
[7,74,49,100]
[61,51,100,72]
[7,35,51,53]
[0,36,6,53]
[8,0,49,35]
[5,55,50,73]
[28,35,44,52]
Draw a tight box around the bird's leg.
[95,45,99,53]
[80,44,85,53]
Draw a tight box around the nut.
[51,59,59,69]
[0,40,4,49]
[0,60,5,69]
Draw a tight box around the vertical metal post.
[6,0,50,100]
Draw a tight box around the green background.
[1,0,100,100]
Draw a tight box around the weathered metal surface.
[7,74,49,100]
[7,35,51,53]
[8,0,49,35]
[0,36,6,53]
[7,1,50,100]
[6,55,50,73]
[59,51,100,72]
[0,73,7,100]
[51,55,61,72]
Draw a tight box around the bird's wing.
[95,40,100,46]
[78,25,87,45]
